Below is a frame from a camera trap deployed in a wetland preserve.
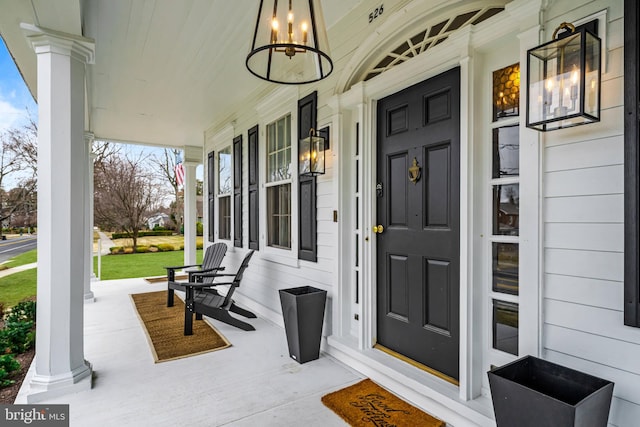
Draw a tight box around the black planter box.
[488,356,614,427]
[279,286,327,364]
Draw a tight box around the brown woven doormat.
[322,379,445,427]
[130,290,231,362]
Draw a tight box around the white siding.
[542,2,640,425]
[200,0,640,425]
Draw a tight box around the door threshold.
[374,344,459,386]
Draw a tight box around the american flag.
[175,151,185,187]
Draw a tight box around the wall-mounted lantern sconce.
[246,0,333,85]
[526,22,601,131]
[299,128,325,176]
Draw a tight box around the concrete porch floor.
[17,278,362,426]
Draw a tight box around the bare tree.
[5,116,37,175]
[151,148,205,231]
[0,118,38,233]
[5,184,37,229]
[151,148,182,230]
[152,148,180,196]
[93,154,164,249]
[92,140,121,171]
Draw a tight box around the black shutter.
[233,135,243,248]
[207,150,215,242]
[298,92,318,262]
[624,0,640,327]
[248,125,260,250]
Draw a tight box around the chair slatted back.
[221,250,255,306]
[197,243,227,284]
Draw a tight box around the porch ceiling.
[0,0,362,148]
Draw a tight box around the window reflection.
[267,115,291,182]
[218,147,232,194]
[492,126,519,178]
[493,184,519,236]
[267,184,291,249]
[492,243,519,295]
[219,196,231,240]
[493,300,518,355]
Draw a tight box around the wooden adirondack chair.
[164,242,227,307]
[175,250,256,334]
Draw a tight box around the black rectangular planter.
[279,286,327,364]
[488,356,614,427]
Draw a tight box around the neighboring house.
[1,1,639,425]
[146,213,169,230]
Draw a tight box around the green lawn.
[94,249,203,280]
[0,269,37,308]
[0,249,203,308]
[3,249,37,269]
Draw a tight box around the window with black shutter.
[207,150,215,242]
[248,125,259,250]
[233,135,243,248]
[624,0,640,327]
[298,92,318,262]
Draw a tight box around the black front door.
[376,67,460,380]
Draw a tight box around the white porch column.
[84,132,96,302]
[22,24,94,402]
[183,145,202,265]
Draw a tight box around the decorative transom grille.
[363,6,505,82]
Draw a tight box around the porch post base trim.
[84,290,96,303]
[22,361,92,403]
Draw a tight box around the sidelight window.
[490,63,521,357]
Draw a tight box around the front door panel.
[376,67,461,380]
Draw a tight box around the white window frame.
[487,116,521,372]
[206,123,236,245]
[265,115,292,250]
[257,86,299,266]
[217,145,233,242]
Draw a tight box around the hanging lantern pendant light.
[246,0,334,84]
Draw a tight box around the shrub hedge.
[155,243,174,252]
[0,300,36,388]
[108,242,203,254]
[111,230,173,239]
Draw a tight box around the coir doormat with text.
[322,379,445,427]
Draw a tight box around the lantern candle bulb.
[544,78,553,116]
[271,19,279,43]
[569,66,579,111]
[589,78,596,111]
[570,67,579,100]
[287,12,294,42]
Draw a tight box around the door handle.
[372,225,384,234]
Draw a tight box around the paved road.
[0,235,37,264]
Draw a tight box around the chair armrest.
[172,281,234,290]
[190,271,233,279]
[164,264,202,271]
[198,266,226,274]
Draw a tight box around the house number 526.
[369,5,384,23]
